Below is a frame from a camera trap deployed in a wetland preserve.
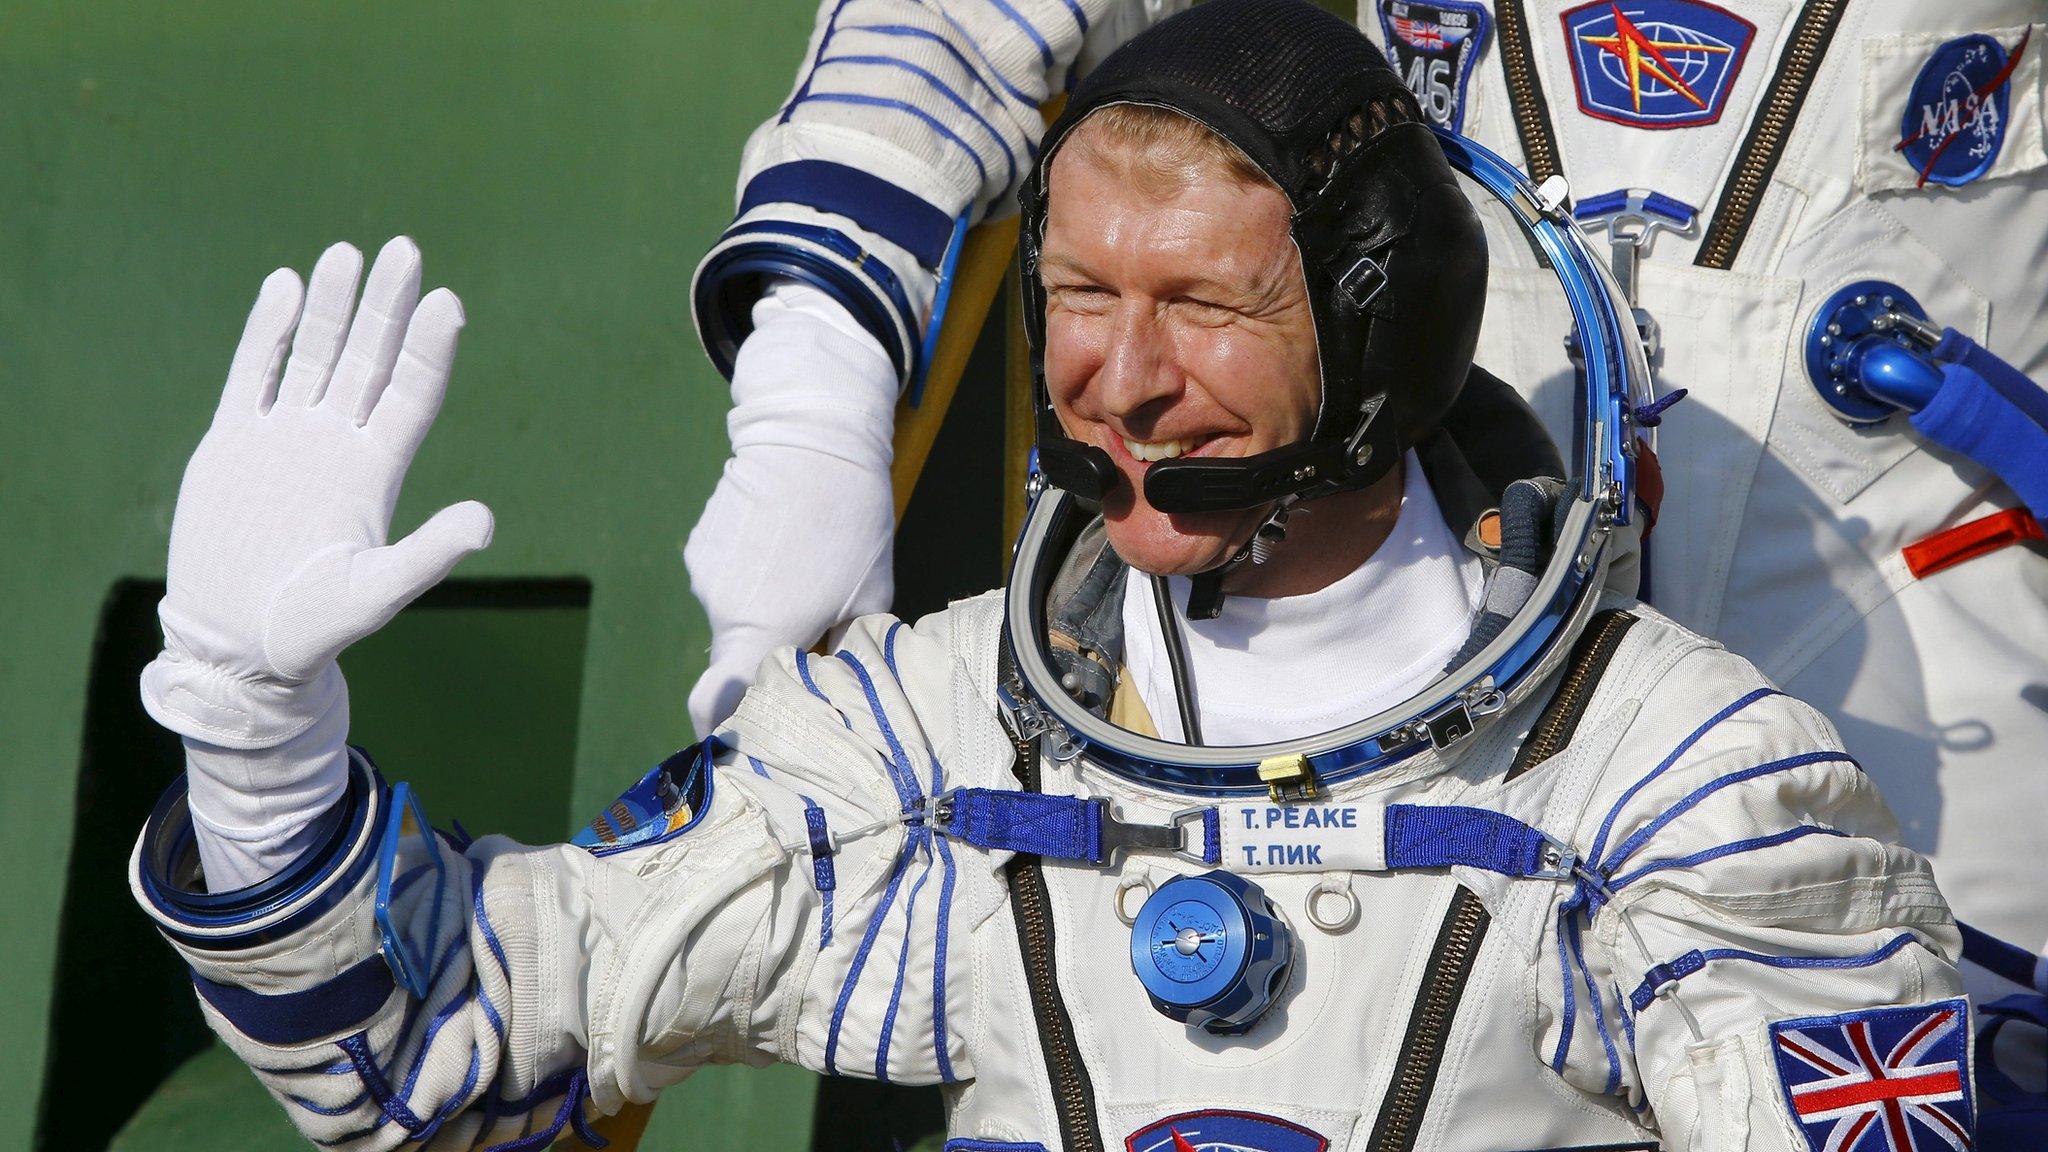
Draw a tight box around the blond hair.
[1061,103,1273,199]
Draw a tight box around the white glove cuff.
[180,680,351,890]
[140,651,346,750]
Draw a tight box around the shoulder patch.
[1126,1110,1327,1152]
[1560,0,1755,130]
[1377,0,1491,133]
[1770,998,1974,1151]
[572,742,714,855]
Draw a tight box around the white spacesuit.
[684,0,2048,1007]
[1396,0,2048,980]
[133,3,1980,1149]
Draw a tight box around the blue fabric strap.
[193,954,397,1046]
[939,788,1105,864]
[1914,358,2048,517]
[1937,327,2048,435]
[740,160,955,269]
[1961,920,2048,994]
[1977,992,2048,1108]
[805,804,838,893]
[1384,804,1559,876]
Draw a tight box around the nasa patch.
[1861,24,2046,194]
[1126,1110,1327,1152]
[1560,0,1755,130]
[1899,31,2028,187]
[1377,0,1491,133]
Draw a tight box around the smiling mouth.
[1120,435,1218,462]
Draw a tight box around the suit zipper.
[1495,0,1561,184]
[1364,608,1638,1148]
[1510,609,1637,779]
[1696,0,1850,269]
[1364,887,1492,1152]
[1005,732,1104,1152]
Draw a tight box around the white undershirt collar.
[1121,452,1485,746]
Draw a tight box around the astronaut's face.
[1040,131,1322,578]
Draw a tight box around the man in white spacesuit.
[135,3,1980,1149]
[684,0,2048,1038]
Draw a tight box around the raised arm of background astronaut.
[132,245,977,1147]
[681,0,1183,736]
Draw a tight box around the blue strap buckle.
[1529,831,1580,881]
[1100,804,1213,866]
[373,781,449,1000]
[927,788,1211,866]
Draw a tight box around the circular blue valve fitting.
[1803,280,1933,425]
[1130,871,1294,1035]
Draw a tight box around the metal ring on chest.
[1115,873,1156,927]
[1305,878,1360,933]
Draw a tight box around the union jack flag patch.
[1770,998,1975,1151]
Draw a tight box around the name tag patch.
[1221,803,1379,871]
[1860,27,2045,194]
[1377,0,1491,133]
[1561,0,1755,130]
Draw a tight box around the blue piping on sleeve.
[1551,907,1578,1073]
[921,3,1044,106]
[472,871,511,983]
[843,22,1041,124]
[875,839,935,1082]
[1566,912,1622,1094]
[814,55,1018,192]
[783,0,855,123]
[930,775,960,1081]
[1601,751,1857,874]
[337,1032,429,1136]
[1600,824,1851,908]
[1628,933,1919,1015]
[976,0,1055,69]
[1617,981,1638,1054]
[795,650,858,733]
[834,647,926,812]
[1588,688,1781,866]
[825,834,920,1075]
[788,92,991,189]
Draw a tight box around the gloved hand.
[142,237,494,752]
[683,278,897,737]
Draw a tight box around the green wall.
[0,2,833,1147]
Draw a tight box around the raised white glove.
[144,237,493,749]
[684,279,897,736]
[144,237,491,888]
